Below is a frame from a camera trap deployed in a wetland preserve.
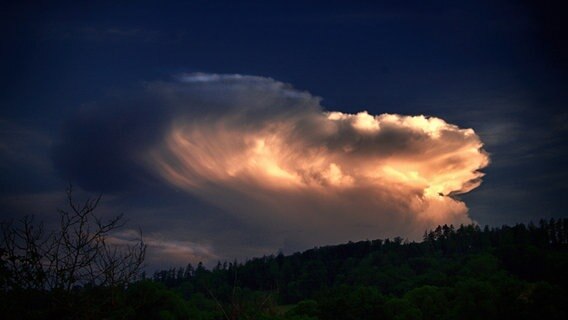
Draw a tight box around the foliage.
[148,219,568,320]
[2,215,568,319]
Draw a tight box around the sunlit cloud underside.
[52,73,489,260]
[145,74,489,244]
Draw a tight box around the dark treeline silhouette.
[2,218,568,319]
[145,219,568,320]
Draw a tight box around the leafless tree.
[0,186,146,292]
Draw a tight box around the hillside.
[148,219,568,319]
[2,219,567,319]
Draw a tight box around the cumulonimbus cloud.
[53,73,489,250]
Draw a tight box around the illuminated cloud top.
[54,74,489,248]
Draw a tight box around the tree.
[0,186,146,292]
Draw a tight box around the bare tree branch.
[0,186,146,292]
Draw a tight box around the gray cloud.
[109,229,218,269]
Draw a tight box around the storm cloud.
[53,74,489,258]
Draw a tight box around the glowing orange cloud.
[144,74,489,245]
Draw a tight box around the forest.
[2,218,568,319]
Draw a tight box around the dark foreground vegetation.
[2,196,567,320]
[145,219,568,320]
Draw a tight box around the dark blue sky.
[1,0,567,266]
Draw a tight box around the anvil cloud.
[53,74,489,255]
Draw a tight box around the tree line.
[144,219,567,320]
[1,189,567,319]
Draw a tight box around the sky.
[1,0,567,269]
